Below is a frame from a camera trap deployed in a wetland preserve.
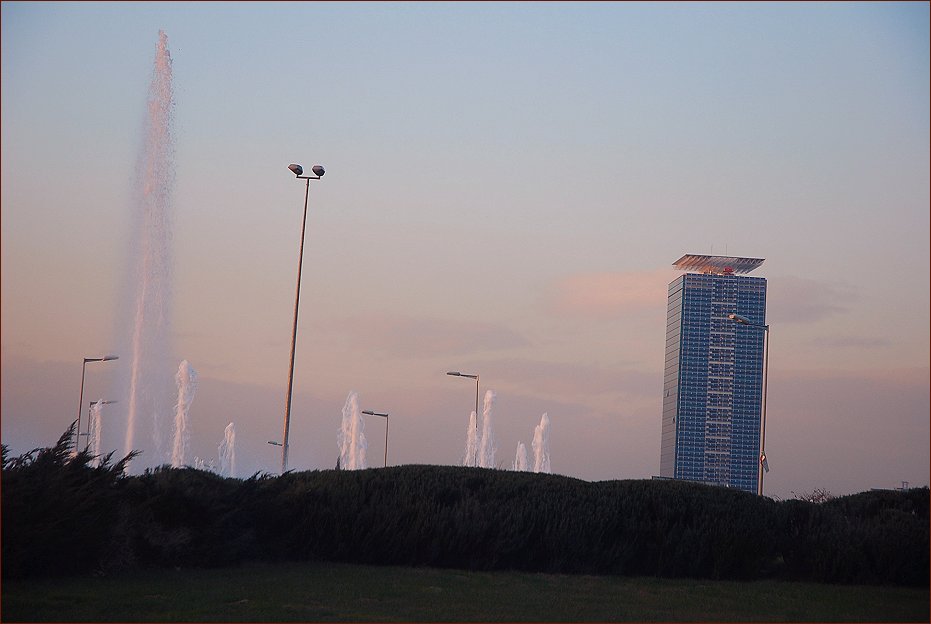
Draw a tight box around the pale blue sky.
[2,2,928,496]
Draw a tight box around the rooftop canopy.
[673,254,764,275]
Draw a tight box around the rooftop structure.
[672,254,765,275]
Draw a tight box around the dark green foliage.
[780,488,930,586]
[1,423,138,578]
[118,466,256,569]
[3,429,927,586]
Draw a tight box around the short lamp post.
[76,355,118,451]
[281,162,325,474]
[446,370,479,422]
[448,371,480,466]
[361,410,389,468]
[728,313,770,496]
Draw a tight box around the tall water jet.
[171,360,197,468]
[87,400,104,465]
[513,441,529,471]
[478,390,496,469]
[219,422,236,478]
[463,410,478,467]
[121,30,176,469]
[532,412,551,474]
[338,391,367,470]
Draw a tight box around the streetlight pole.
[75,355,118,452]
[282,163,325,474]
[362,410,389,468]
[728,313,770,496]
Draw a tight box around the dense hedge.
[3,432,927,585]
[1,426,137,578]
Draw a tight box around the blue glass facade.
[660,271,766,493]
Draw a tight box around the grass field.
[3,561,928,622]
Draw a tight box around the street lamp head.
[288,163,303,177]
[311,165,325,177]
[447,371,461,377]
[85,354,119,363]
[728,313,752,325]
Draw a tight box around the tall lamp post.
[76,355,118,451]
[728,313,770,496]
[362,410,389,468]
[281,163,325,473]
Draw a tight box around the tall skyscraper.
[660,254,767,493]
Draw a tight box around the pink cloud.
[545,269,679,320]
[548,272,860,325]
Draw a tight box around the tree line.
[3,426,927,586]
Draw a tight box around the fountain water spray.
[463,410,478,467]
[532,412,551,474]
[121,30,176,469]
[219,422,236,478]
[513,441,529,471]
[338,391,367,470]
[478,390,496,469]
[87,400,104,465]
[170,360,197,467]
[193,456,216,473]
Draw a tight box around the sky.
[2,2,928,499]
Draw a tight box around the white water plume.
[121,30,176,470]
[478,390,496,469]
[87,400,104,465]
[338,391,367,470]
[513,441,529,471]
[193,456,216,473]
[219,422,236,478]
[532,412,551,474]
[463,410,478,467]
[171,360,197,468]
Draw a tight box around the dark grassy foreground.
[3,560,928,622]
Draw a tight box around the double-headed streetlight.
[281,163,325,473]
[361,410,389,468]
[728,313,770,496]
[76,355,118,451]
